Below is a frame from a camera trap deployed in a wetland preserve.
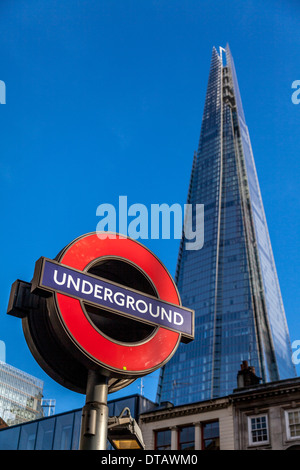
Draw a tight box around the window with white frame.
[285,409,300,440]
[248,414,269,446]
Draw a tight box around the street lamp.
[107,407,145,450]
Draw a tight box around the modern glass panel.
[0,426,20,450]
[71,410,82,450]
[35,417,55,450]
[18,422,38,450]
[157,45,295,406]
[53,413,74,450]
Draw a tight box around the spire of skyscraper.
[157,45,296,406]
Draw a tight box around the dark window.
[155,429,171,450]
[202,421,220,450]
[178,426,195,450]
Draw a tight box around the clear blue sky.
[0,0,299,415]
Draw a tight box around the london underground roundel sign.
[8,232,194,394]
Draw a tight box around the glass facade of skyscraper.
[0,361,44,425]
[157,45,296,406]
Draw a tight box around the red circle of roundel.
[55,233,181,374]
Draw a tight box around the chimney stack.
[237,360,261,388]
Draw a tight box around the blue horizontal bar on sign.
[37,258,194,342]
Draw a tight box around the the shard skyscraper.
[157,45,296,405]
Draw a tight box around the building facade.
[140,397,234,450]
[157,45,296,406]
[1,375,300,450]
[141,370,300,450]
[232,375,300,450]
[0,360,44,426]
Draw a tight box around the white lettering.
[151,203,182,239]
[53,270,66,286]
[119,196,128,237]
[94,284,103,299]
[67,274,80,291]
[291,80,300,104]
[145,454,197,465]
[149,304,159,318]
[104,288,113,303]
[146,455,154,464]
[82,280,93,295]
[135,299,148,313]
[126,296,136,310]
[95,197,205,251]
[128,203,148,239]
[184,203,204,250]
[161,307,172,323]
[100,456,136,467]
[174,311,184,325]
[96,203,116,238]
[48,265,191,337]
[292,340,300,365]
[114,292,125,306]
[0,80,6,105]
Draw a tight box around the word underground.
[96,196,204,251]
[39,259,194,339]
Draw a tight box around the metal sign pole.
[79,371,109,450]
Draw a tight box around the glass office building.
[157,45,296,406]
[0,360,44,426]
[0,394,155,450]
